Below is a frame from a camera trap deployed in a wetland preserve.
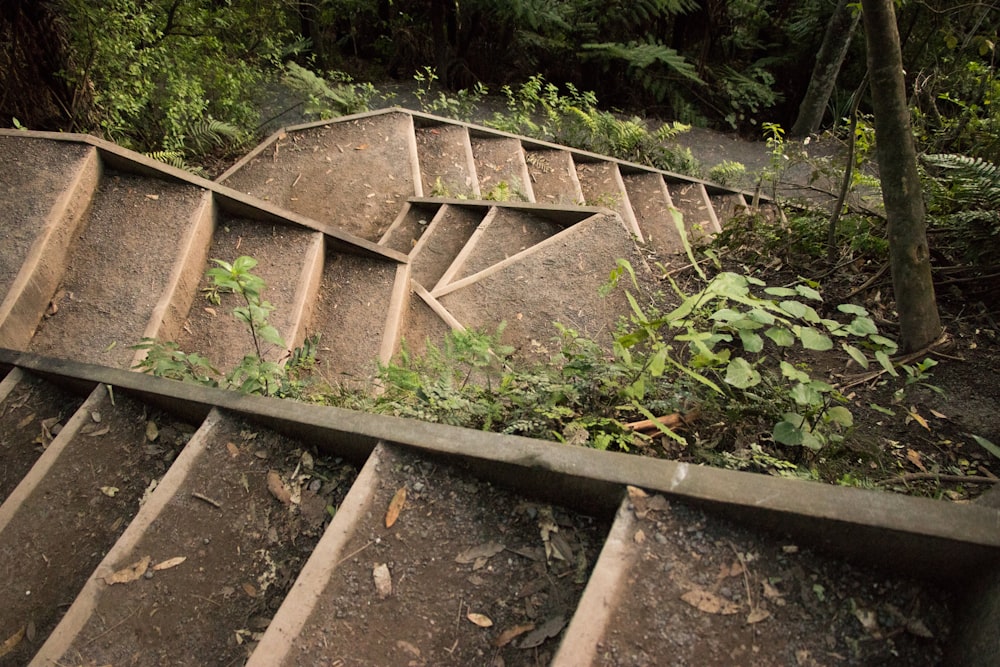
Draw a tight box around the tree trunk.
[790,0,860,137]
[860,0,942,353]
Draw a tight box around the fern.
[582,39,704,85]
[145,150,207,177]
[184,119,241,153]
[923,153,1000,207]
[282,62,369,119]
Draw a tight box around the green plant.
[282,63,372,119]
[708,160,748,188]
[412,67,488,121]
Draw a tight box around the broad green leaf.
[710,308,743,322]
[826,406,854,427]
[258,325,285,347]
[875,350,898,376]
[846,316,878,336]
[724,357,761,388]
[795,284,823,301]
[747,308,775,325]
[869,334,899,352]
[970,434,1000,461]
[625,290,646,322]
[798,327,833,351]
[869,402,895,416]
[233,255,258,272]
[837,303,868,316]
[800,430,823,451]
[709,272,750,298]
[765,327,795,346]
[773,420,803,445]
[842,343,869,369]
[780,361,810,383]
[764,286,797,297]
[730,318,764,331]
[791,382,821,406]
[808,380,834,393]
[648,347,667,377]
[739,330,763,353]
[779,300,807,318]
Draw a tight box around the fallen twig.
[191,492,222,509]
[625,408,700,433]
[875,473,999,486]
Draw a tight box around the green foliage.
[923,153,1000,267]
[412,67,488,121]
[708,160,748,188]
[282,63,373,119]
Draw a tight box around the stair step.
[710,192,749,224]
[409,204,482,288]
[397,293,456,357]
[378,202,437,255]
[414,124,480,198]
[556,494,953,665]
[247,442,608,665]
[622,171,687,257]
[665,180,720,240]
[174,217,319,373]
[221,112,421,242]
[308,250,400,385]
[575,161,642,240]
[436,207,570,289]
[0,386,196,665]
[26,171,206,368]
[0,370,86,505]
[437,213,654,357]
[525,149,584,205]
[31,409,358,666]
[0,139,99,349]
[470,135,535,202]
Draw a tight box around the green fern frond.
[184,119,241,153]
[582,40,704,85]
[924,153,1000,207]
[145,150,188,169]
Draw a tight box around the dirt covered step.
[172,217,322,374]
[524,148,584,206]
[621,170,687,258]
[0,368,86,506]
[432,207,576,293]
[0,385,196,666]
[0,137,98,350]
[409,203,483,288]
[30,409,359,666]
[574,160,642,240]
[709,191,749,226]
[555,490,954,666]
[27,170,208,369]
[665,180,721,242]
[469,134,535,202]
[414,122,481,198]
[378,201,439,255]
[248,442,609,666]
[219,112,422,243]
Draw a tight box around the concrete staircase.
[0,111,997,665]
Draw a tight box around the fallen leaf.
[930,409,948,420]
[908,407,930,431]
[494,623,534,648]
[456,541,505,564]
[518,615,566,649]
[467,612,493,628]
[680,589,740,615]
[746,608,771,624]
[91,411,102,423]
[87,425,111,438]
[267,470,293,505]
[145,421,159,442]
[396,640,421,658]
[204,307,217,316]
[782,545,799,554]
[0,626,24,659]
[634,529,646,544]
[100,486,119,497]
[355,143,369,150]
[762,580,783,600]
[906,448,928,472]
[145,193,159,200]
[242,582,258,598]
[226,442,240,457]
[16,413,35,429]
[373,563,392,599]
[25,620,35,642]
[104,555,151,585]
[152,556,186,571]
[853,607,879,635]
[385,486,407,528]
[906,618,934,638]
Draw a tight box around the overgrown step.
[27,171,207,369]
[30,409,358,667]
[246,442,608,666]
[524,148,584,205]
[0,138,98,349]
[0,385,196,666]
[219,111,422,242]
[414,123,480,198]
[469,134,535,202]
[173,218,321,372]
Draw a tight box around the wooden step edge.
[0,384,106,538]
[462,127,482,198]
[563,152,586,204]
[699,182,723,234]
[551,493,636,667]
[515,142,537,203]
[431,206,499,293]
[407,203,452,260]
[0,146,101,349]
[0,366,24,404]
[377,201,414,247]
[412,281,466,332]
[282,232,326,358]
[611,163,644,242]
[245,442,389,667]
[130,190,215,370]
[29,407,224,667]
[378,263,413,366]
[431,212,612,300]
[404,114,424,198]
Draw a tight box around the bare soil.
[286,444,608,666]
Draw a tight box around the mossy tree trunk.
[790,0,860,138]
[861,0,942,353]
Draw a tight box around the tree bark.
[860,0,942,353]
[790,0,860,138]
